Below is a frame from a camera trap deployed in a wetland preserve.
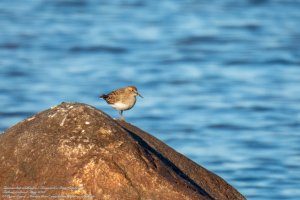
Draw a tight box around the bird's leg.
[119,110,125,121]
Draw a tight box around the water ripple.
[68,45,128,54]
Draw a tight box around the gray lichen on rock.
[0,102,245,200]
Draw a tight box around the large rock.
[0,103,245,200]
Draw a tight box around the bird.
[99,86,143,121]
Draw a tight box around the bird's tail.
[99,94,108,99]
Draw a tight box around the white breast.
[111,102,134,111]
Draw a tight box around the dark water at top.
[1,0,300,199]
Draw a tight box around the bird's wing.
[105,88,125,104]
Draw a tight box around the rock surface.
[0,102,245,200]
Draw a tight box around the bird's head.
[127,86,143,98]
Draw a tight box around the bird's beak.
[137,92,143,98]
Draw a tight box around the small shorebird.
[99,86,143,120]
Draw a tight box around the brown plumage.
[99,86,143,120]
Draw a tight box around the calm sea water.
[1,0,300,199]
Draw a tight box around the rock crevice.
[125,127,213,199]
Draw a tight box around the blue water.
[1,0,300,199]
